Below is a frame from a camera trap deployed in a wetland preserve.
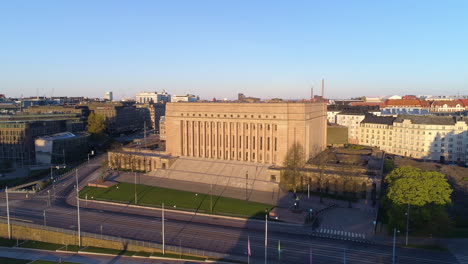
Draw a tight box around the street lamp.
[405,204,410,246]
[88,150,95,164]
[392,228,400,264]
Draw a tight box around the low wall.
[0,220,226,260]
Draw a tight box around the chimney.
[321,78,325,99]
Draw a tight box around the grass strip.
[81,246,136,256]
[0,257,29,264]
[80,182,273,218]
[0,238,21,247]
[19,241,63,251]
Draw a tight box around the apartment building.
[359,115,468,163]
[336,111,367,144]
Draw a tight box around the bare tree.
[280,142,306,192]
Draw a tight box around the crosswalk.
[311,228,372,243]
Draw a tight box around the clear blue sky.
[1,0,467,100]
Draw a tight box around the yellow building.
[164,101,327,165]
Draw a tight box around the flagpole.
[278,240,281,263]
[310,248,312,264]
[247,235,250,264]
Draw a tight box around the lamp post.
[245,171,248,201]
[405,204,410,246]
[75,169,81,247]
[43,210,46,227]
[162,203,165,254]
[5,187,11,239]
[392,228,400,264]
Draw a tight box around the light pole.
[405,204,410,246]
[308,183,310,199]
[134,172,137,204]
[75,169,81,247]
[210,182,213,213]
[162,203,165,254]
[392,228,400,264]
[245,171,248,201]
[265,213,268,264]
[100,224,103,240]
[5,187,11,239]
[47,190,51,207]
[43,210,46,226]
[343,248,346,264]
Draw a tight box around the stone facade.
[108,148,176,172]
[164,101,327,165]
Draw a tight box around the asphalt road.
[0,156,460,264]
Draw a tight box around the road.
[0,156,460,264]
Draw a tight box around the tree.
[385,166,454,235]
[280,142,306,192]
[87,112,106,136]
[386,166,452,206]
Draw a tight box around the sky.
[1,0,467,100]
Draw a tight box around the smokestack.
[321,78,325,98]
[311,87,314,101]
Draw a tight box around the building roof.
[385,99,422,107]
[394,115,458,125]
[431,100,465,107]
[336,110,368,116]
[37,132,89,141]
[361,116,396,125]
[349,102,386,108]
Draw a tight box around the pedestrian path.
[311,228,372,244]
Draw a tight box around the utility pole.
[405,204,410,246]
[392,228,398,264]
[75,169,81,247]
[245,171,248,201]
[265,213,268,264]
[162,203,165,254]
[134,172,137,204]
[5,187,11,239]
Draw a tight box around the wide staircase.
[147,157,277,192]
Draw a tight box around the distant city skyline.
[1,0,467,100]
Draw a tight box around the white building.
[136,91,170,104]
[336,111,367,144]
[360,115,468,164]
[327,111,341,124]
[105,91,113,101]
[171,94,198,103]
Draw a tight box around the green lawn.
[0,238,21,247]
[0,257,29,264]
[19,241,64,251]
[80,182,273,218]
[81,246,135,256]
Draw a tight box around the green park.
[79,182,273,218]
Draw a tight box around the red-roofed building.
[384,99,422,107]
[349,102,386,108]
[459,99,468,110]
[430,100,466,112]
[402,95,417,100]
